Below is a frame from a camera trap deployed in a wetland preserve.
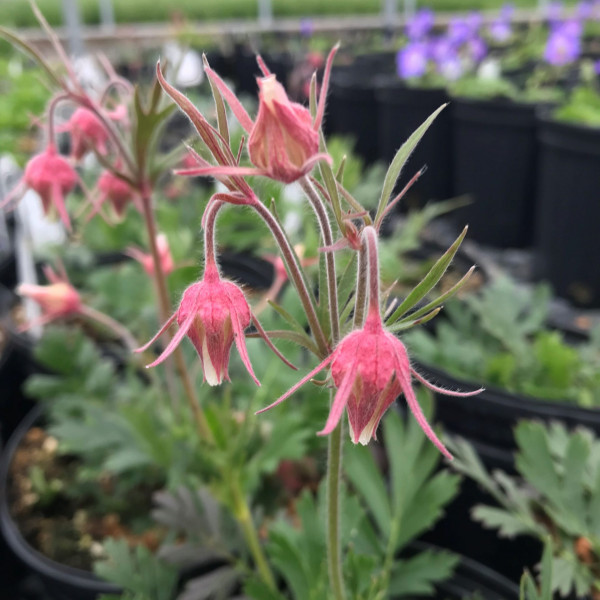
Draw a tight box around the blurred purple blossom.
[299,18,314,38]
[500,3,515,20]
[466,11,483,32]
[466,37,487,62]
[447,17,473,44]
[489,19,512,42]
[397,43,428,78]
[429,36,455,64]
[577,0,594,19]
[560,19,583,37]
[437,52,463,80]
[594,59,600,74]
[547,1,563,23]
[544,27,581,65]
[406,8,435,39]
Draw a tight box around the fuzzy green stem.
[373,517,401,600]
[46,93,70,147]
[327,415,346,600]
[300,176,340,344]
[353,243,368,329]
[139,186,212,441]
[231,477,276,591]
[249,197,329,356]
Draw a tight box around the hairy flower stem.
[78,304,139,352]
[231,477,276,591]
[140,188,212,441]
[249,198,329,356]
[363,226,381,318]
[46,93,70,146]
[327,417,346,600]
[353,244,368,329]
[374,517,401,600]
[203,198,222,270]
[300,176,340,344]
[300,177,348,599]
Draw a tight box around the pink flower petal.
[256,354,333,414]
[317,367,354,437]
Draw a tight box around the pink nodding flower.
[17,265,82,329]
[171,45,339,185]
[258,226,482,458]
[125,234,174,277]
[24,144,78,229]
[136,263,259,386]
[96,170,140,219]
[63,108,109,160]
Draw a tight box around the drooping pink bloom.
[64,108,109,160]
[24,144,78,229]
[258,226,482,456]
[137,263,259,385]
[169,45,339,185]
[17,265,82,329]
[96,170,139,218]
[125,234,174,277]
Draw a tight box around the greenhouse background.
[1,1,600,599]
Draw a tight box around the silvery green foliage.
[95,539,178,600]
[449,422,600,597]
[406,276,600,405]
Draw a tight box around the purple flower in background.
[594,59,600,74]
[500,3,515,20]
[299,18,314,38]
[489,19,512,42]
[466,36,487,62]
[547,1,563,23]
[406,8,435,39]
[560,19,583,38]
[544,27,581,65]
[430,36,455,63]
[447,17,472,44]
[397,43,428,78]
[577,0,593,19]
[466,11,483,32]
[437,50,463,80]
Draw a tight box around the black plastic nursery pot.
[451,97,540,249]
[0,284,36,446]
[397,541,521,599]
[416,360,600,465]
[429,545,521,599]
[534,115,600,308]
[326,57,395,165]
[0,406,121,600]
[422,474,543,586]
[0,248,16,290]
[375,79,453,210]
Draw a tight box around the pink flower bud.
[97,170,137,218]
[126,234,174,277]
[174,46,339,185]
[137,265,259,386]
[24,145,78,229]
[17,266,82,328]
[66,108,109,160]
[248,75,320,183]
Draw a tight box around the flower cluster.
[6,9,480,459]
[397,8,488,82]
